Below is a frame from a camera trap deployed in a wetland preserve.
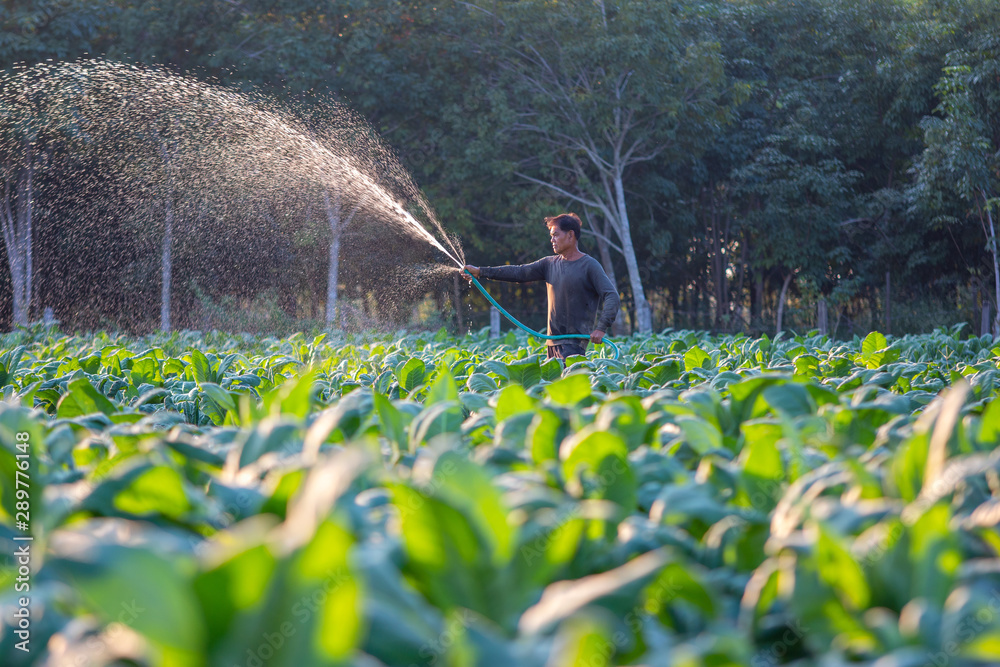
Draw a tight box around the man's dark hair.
[545,212,582,240]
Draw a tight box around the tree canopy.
[2,0,1000,337]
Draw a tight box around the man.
[465,213,620,360]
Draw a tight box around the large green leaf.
[908,503,961,607]
[193,542,277,649]
[54,546,205,661]
[264,369,317,419]
[466,372,498,393]
[187,348,212,384]
[545,374,592,406]
[815,524,870,610]
[738,420,784,511]
[684,346,712,371]
[675,415,722,454]
[408,401,464,450]
[560,428,636,509]
[237,419,302,467]
[495,384,535,422]
[0,404,45,525]
[200,382,237,423]
[426,366,460,405]
[309,390,374,444]
[861,331,887,360]
[396,358,427,393]
[860,331,899,368]
[594,397,647,451]
[295,520,363,660]
[540,357,563,382]
[426,451,514,565]
[391,484,499,617]
[761,383,814,417]
[528,409,567,464]
[56,377,117,418]
[0,346,25,386]
[506,358,542,388]
[373,392,407,455]
[645,359,682,386]
[112,465,193,518]
[978,397,1000,445]
[130,356,160,386]
[519,548,671,634]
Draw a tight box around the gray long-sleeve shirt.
[480,254,620,345]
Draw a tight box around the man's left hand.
[590,330,605,345]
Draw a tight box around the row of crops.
[2,325,1000,666]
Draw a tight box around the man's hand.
[590,329,605,345]
[463,265,481,281]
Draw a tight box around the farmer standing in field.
[465,213,620,360]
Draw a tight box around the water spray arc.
[1,60,467,330]
[462,269,620,359]
[3,60,616,348]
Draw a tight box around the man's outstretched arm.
[464,258,549,283]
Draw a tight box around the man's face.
[549,224,574,254]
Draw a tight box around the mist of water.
[0,59,465,328]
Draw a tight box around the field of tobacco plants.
[2,325,1000,667]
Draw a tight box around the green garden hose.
[464,269,620,360]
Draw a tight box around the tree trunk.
[884,271,891,334]
[489,306,500,338]
[735,234,748,329]
[160,196,173,332]
[155,133,175,333]
[776,271,794,335]
[701,277,709,330]
[1,160,34,327]
[669,288,679,329]
[324,193,343,328]
[591,215,628,336]
[24,165,32,325]
[612,173,651,333]
[324,191,360,329]
[452,274,464,333]
[708,191,727,330]
[692,281,702,330]
[817,298,828,336]
[982,189,1000,337]
[753,271,764,330]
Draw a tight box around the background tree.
[1,0,110,326]
[0,136,36,327]
[5,0,1000,336]
[464,0,733,333]
[912,58,1000,334]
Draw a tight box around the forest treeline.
[1,0,999,338]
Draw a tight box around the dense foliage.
[1,0,1000,335]
[2,327,1000,665]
